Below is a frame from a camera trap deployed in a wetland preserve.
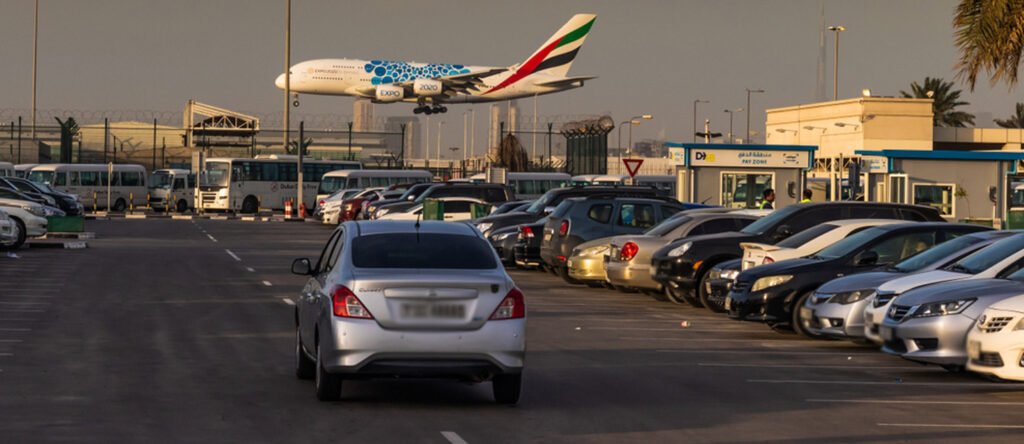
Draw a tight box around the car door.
[301,229,342,347]
[615,202,658,235]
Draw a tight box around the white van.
[316,169,433,203]
[27,164,148,211]
[148,168,196,212]
[14,164,38,178]
[468,172,571,199]
[0,162,13,177]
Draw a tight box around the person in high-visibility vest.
[759,188,776,210]
[800,189,813,204]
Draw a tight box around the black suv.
[373,183,513,217]
[726,222,990,335]
[540,196,685,283]
[650,202,945,308]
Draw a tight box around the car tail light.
[331,286,373,319]
[489,288,526,320]
[559,220,570,237]
[762,257,775,265]
[520,226,535,238]
[318,199,325,207]
[620,242,639,261]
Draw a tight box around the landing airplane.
[275,14,596,115]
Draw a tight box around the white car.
[864,233,1024,344]
[0,197,51,248]
[320,188,388,225]
[739,219,906,270]
[0,208,17,247]
[379,197,486,222]
[967,293,1024,381]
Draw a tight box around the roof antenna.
[415,211,421,229]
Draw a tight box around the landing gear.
[413,104,448,114]
[292,93,300,108]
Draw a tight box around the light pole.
[436,120,444,163]
[628,114,652,158]
[745,89,764,144]
[469,108,475,160]
[283,0,291,149]
[724,108,743,143]
[462,111,468,162]
[693,99,709,143]
[31,0,39,139]
[828,25,845,100]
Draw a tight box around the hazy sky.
[1,0,1021,147]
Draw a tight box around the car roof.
[817,218,908,227]
[565,196,672,204]
[348,220,479,237]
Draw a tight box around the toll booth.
[855,150,1024,228]
[666,143,817,208]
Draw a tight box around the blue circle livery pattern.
[365,60,471,85]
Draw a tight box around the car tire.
[176,199,189,213]
[585,281,604,288]
[664,286,691,305]
[314,344,343,401]
[941,364,965,373]
[112,198,127,212]
[5,218,26,250]
[643,288,669,302]
[791,292,825,339]
[241,196,259,214]
[492,373,522,405]
[295,326,315,380]
[557,266,583,285]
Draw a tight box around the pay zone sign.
[690,149,809,168]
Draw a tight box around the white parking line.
[281,298,295,306]
[0,328,30,332]
[748,379,1013,387]
[809,398,1024,406]
[441,431,468,444]
[878,423,1024,429]
[620,336,809,343]
[0,339,24,343]
[0,301,50,305]
[656,350,882,356]
[700,363,921,370]
[206,234,218,242]
[262,281,273,287]
[0,352,12,356]
[0,309,45,313]
[246,267,255,272]
[225,250,241,261]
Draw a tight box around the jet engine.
[375,85,404,102]
[413,79,443,96]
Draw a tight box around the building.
[353,99,374,132]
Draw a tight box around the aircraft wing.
[396,68,507,96]
[532,76,597,88]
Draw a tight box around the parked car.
[880,269,1024,372]
[290,220,525,403]
[1,176,81,215]
[513,219,549,269]
[542,196,686,284]
[604,210,759,299]
[0,208,17,248]
[379,197,488,222]
[863,232,1024,345]
[364,183,436,219]
[488,224,522,265]
[320,188,387,224]
[566,238,618,287]
[0,196,51,248]
[651,202,946,308]
[0,177,55,207]
[357,189,406,220]
[966,293,1024,381]
[374,183,513,217]
[726,222,989,336]
[490,200,534,216]
[803,230,1016,341]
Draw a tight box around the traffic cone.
[299,202,307,218]
[285,199,293,218]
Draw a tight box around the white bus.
[0,162,12,177]
[199,156,362,213]
[148,169,196,212]
[468,172,571,199]
[317,169,433,202]
[27,163,148,211]
[14,164,38,178]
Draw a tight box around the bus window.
[173,178,186,190]
[121,172,142,186]
[54,173,67,186]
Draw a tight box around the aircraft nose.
[275,73,286,90]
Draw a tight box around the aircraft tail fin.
[517,13,596,77]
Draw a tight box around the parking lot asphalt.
[2,219,1024,443]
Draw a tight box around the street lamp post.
[828,25,846,101]
[724,108,743,143]
[462,112,468,162]
[31,0,39,139]
[436,120,444,163]
[693,99,709,143]
[627,114,652,158]
[283,0,291,150]
[745,89,764,143]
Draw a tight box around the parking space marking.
[700,363,922,370]
[441,431,468,444]
[0,309,45,313]
[748,379,1018,388]
[657,349,881,356]
[0,339,24,343]
[809,398,1024,406]
[281,298,295,306]
[620,336,810,343]
[878,423,1024,429]
[207,234,218,242]
[0,328,31,332]
[225,250,241,261]
[0,352,12,357]
[245,267,255,272]
[141,299,282,304]
[262,281,273,287]
[0,301,51,306]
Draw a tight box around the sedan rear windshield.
[813,227,891,259]
[775,224,839,248]
[892,234,984,273]
[739,205,801,235]
[352,233,497,269]
[645,216,691,237]
[947,233,1024,274]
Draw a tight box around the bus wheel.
[176,199,189,213]
[241,196,259,214]
[112,198,127,212]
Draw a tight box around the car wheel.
[5,218,26,250]
[585,281,604,288]
[557,266,583,285]
[791,292,825,339]
[176,199,189,213]
[314,342,342,401]
[241,196,259,214]
[294,326,315,380]
[492,373,522,405]
[663,286,691,305]
[112,198,127,212]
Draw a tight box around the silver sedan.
[291,220,526,403]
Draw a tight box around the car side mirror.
[291,258,313,275]
[854,250,879,266]
[773,225,793,241]
[543,206,556,215]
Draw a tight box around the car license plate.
[543,232,552,241]
[967,340,981,360]
[400,303,465,320]
[880,326,893,341]
[724,296,732,311]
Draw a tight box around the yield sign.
[623,158,644,178]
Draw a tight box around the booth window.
[912,184,955,217]
[721,172,773,209]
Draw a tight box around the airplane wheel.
[440,106,448,113]
[293,100,300,107]
[423,108,433,115]
[413,107,423,114]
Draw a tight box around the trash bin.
[422,199,443,221]
[470,203,492,219]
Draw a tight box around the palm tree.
[899,77,975,127]
[995,103,1024,128]
[954,0,1024,90]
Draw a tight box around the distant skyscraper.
[353,99,374,131]
[508,100,520,134]
[816,2,827,102]
[489,104,501,159]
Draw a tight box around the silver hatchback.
[291,220,526,403]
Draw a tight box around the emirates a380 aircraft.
[275,14,596,115]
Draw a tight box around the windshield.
[893,235,985,273]
[352,233,497,269]
[776,224,839,248]
[646,216,692,237]
[27,170,54,185]
[739,205,800,235]
[149,172,173,189]
[948,234,1024,274]
[318,176,346,195]
[399,183,433,201]
[814,227,891,259]
[201,162,230,187]
[526,189,562,214]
